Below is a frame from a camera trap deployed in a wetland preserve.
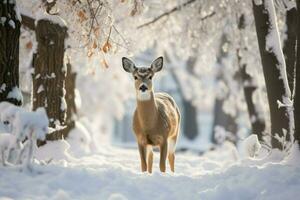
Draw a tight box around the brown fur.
[133,92,180,173]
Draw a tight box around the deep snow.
[0,140,299,200]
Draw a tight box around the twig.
[109,38,129,51]
[112,25,129,46]
[137,0,197,29]
[106,25,112,43]
[200,11,216,21]
[87,0,103,39]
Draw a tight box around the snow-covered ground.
[0,140,299,200]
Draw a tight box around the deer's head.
[122,56,163,101]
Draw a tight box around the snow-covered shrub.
[0,102,49,170]
[283,143,300,166]
[0,133,21,166]
[14,108,49,141]
[273,129,293,152]
[0,101,24,132]
[240,134,261,158]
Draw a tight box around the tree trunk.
[32,19,67,141]
[211,33,238,145]
[182,99,198,140]
[252,0,293,150]
[168,56,199,141]
[211,97,238,144]
[283,7,297,96]
[237,14,266,142]
[237,50,266,141]
[294,0,300,148]
[0,0,22,105]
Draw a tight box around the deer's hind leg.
[159,141,168,172]
[168,134,178,172]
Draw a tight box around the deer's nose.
[139,84,148,92]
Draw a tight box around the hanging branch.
[200,11,216,21]
[87,0,103,39]
[137,0,197,29]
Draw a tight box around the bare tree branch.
[200,11,216,21]
[87,0,103,39]
[137,0,197,29]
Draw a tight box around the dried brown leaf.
[77,10,87,22]
[102,41,112,53]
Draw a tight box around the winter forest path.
[0,143,300,200]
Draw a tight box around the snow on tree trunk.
[294,0,300,149]
[237,14,266,142]
[32,19,67,141]
[59,61,77,139]
[252,0,294,150]
[0,0,22,105]
[283,7,297,97]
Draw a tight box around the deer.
[122,56,181,173]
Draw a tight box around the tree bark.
[252,0,293,150]
[32,19,67,141]
[0,0,22,105]
[283,7,297,96]
[20,14,35,31]
[294,0,300,148]
[60,61,77,138]
[237,14,266,142]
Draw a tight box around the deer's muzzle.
[139,84,148,92]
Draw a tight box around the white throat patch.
[137,90,151,101]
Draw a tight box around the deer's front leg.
[159,141,168,172]
[138,144,147,172]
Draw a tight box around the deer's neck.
[136,91,158,130]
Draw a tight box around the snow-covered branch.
[0,102,49,171]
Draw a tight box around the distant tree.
[293,0,300,148]
[237,14,266,142]
[252,0,293,150]
[211,33,238,145]
[0,0,22,105]
[169,56,199,140]
[283,6,297,96]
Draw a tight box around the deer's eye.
[149,76,152,80]
[134,76,138,80]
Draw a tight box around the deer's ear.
[151,56,163,72]
[122,57,136,73]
